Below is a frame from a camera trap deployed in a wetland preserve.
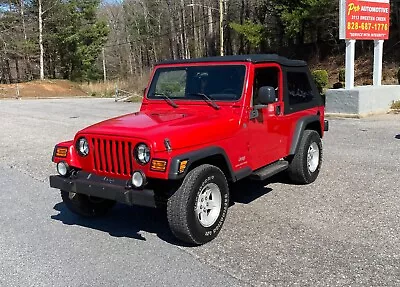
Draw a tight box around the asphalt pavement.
[1,98,400,286]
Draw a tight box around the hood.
[78,106,243,151]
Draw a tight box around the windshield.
[147,65,246,101]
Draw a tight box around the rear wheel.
[287,130,323,184]
[167,164,230,245]
[61,191,116,217]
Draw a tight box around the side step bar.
[250,160,289,181]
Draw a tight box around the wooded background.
[0,0,399,84]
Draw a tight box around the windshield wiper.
[152,92,179,108]
[187,93,220,110]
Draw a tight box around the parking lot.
[1,98,400,286]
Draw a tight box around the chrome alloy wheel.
[307,142,320,173]
[195,183,222,228]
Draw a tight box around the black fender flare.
[169,146,242,181]
[289,115,321,155]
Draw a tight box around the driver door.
[247,64,286,170]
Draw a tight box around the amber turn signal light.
[178,160,188,174]
[150,159,167,172]
[55,147,68,158]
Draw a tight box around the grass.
[391,100,400,110]
[80,81,119,98]
[80,73,150,100]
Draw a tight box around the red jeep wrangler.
[50,54,328,245]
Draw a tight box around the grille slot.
[91,138,133,176]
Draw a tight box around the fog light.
[57,162,70,177]
[132,171,146,188]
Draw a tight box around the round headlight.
[135,143,150,165]
[77,137,89,157]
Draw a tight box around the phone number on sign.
[347,22,388,31]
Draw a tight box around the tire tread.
[287,129,323,184]
[167,164,227,245]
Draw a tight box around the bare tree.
[38,0,44,80]
[180,0,190,59]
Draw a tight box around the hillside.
[309,55,399,88]
[0,80,87,99]
[0,55,398,100]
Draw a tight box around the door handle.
[275,105,281,116]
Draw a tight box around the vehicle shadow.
[230,179,274,204]
[51,202,169,241]
[51,177,278,247]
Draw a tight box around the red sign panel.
[345,0,390,40]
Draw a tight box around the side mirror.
[258,86,276,105]
[143,87,147,97]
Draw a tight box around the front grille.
[91,138,134,176]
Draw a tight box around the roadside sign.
[340,0,390,40]
[339,0,391,89]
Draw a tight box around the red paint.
[346,0,390,40]
[52,60,326,181]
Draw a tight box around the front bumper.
[49,171,157,208]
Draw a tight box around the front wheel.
[287,129,323,184]
[61,191,116,217]
[167,164,230,245]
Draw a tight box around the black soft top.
[157,54,307,67]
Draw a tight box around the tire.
[61,190,116,217]
[167,164,230,245]
[287,129,323,184]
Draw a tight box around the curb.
[325,113,362,119]
[326,109,400,119]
